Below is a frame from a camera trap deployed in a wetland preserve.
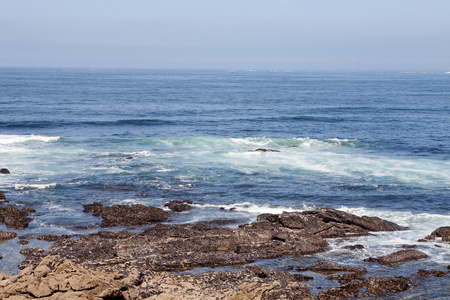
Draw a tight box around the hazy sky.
[1,0,449,70]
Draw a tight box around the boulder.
[365,249,428,266]
[164,200,193,212]
[0,168,10,174]
[425,226,450,242]
[364,276,412,296]
[0,229,16,242]
[0,191,5,200]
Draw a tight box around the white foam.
[14,183,57,190]
[0,134,60,145]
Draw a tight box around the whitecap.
[0,134,60,145]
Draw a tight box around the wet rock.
[18,240,29,245]
[0,191,5,200]
[327,271,366,284]
[297,260,367,274]
[364,276,412,296]
[0,168,10,174]
[344,244,364,250]
[248,148,281,152]
[365,249,428,266]
[318,279,366,299]
[83,202,103,217]
[83,203,171,227]
[0,206,35,229]
[0,229,16,242]
[402,244,418,248]
[164,200,193,212]
[37,234,70,242]
[425,226,450,242]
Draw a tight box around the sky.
[1,0,449,71]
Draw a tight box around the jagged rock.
[18,240,29,245]
[0,168,10,174]
[0,206,35,229]
[83,203,171,227]
[365,250,428,266]
[425,226,450,242]
[0,191,5,200]
[318,280,366,299]
[297,260,367,274]
[164,200,193,212]
[0,229,16,242]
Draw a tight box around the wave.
[0,134,60,145]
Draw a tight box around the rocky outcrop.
[425,226,450,242]
[0,229,16,242]
[1,256,316,300]
[0,168,10,174]
[0,191,6,200]
[365,249,428,266]
[164,200,193,212]
[0,206,36,229]
[2,209,417,299]
[83,203,171,227]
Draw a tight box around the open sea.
[1,68,449,298]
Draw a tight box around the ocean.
[1,68,449,298]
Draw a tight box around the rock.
[82,202,103,216]
[0,229,17,242]
[327,271,366,284]
[365,250,428,266]
[318,280,366,299]
[249,148,281,152]
[425,226,450,242]
[344,244,364,250]
[18,240,29,245]
[418,269,431,276]
[0,191,5,200]
[83,203,171,227]
[364,276,412,296]
[0,168,10,174]
[37,234,70,242]
[432,271,447,277]
[297,260,367,274]
[164,200,193,212]
[0,206,35,229]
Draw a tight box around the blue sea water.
[1,68,449,298]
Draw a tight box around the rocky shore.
[0,179,448,299]
[0,198,448,299]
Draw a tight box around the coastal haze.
[1,1,449,299]
[1,0,450,70]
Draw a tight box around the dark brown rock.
[83,203,171,227]
[37,234,70,242]
[364,276,412,296]
[344,244,364,250]
[0,229,16,241]
[318,280,366,299]
[0,168,10,174]
[249,148,281,152]
[164,200,193,212]
[0,191,5,200]
[83,202,103,216]
[327,271,366,284]
[18,240,29,245]
[425,226,450,242]
[0,206,35,229]
[431,271,447,277]
[366,250,428,266]
[297,260,367,274]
